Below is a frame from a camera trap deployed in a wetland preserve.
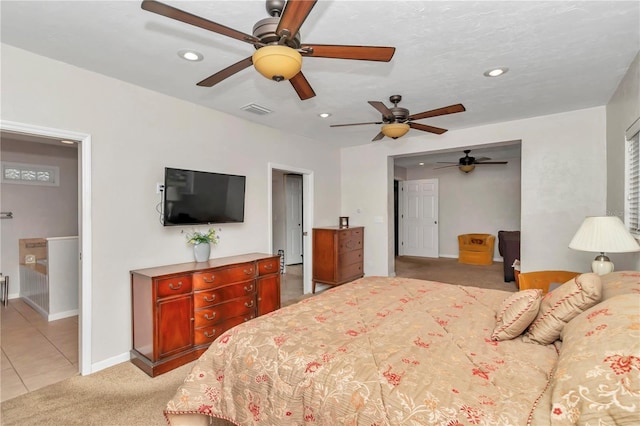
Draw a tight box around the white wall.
[0,138,79,297]
[606,51,640,271]
[1,44,341,370]
[342,107,608,277]
[271,170,286,257]
[404,156,521,259]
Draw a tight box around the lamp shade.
[381,123,410,139]
[459,165,475,173]
[252,45,302,82]
[569,216,640,253]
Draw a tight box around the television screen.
[163,167,246,226]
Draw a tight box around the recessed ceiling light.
[419,162,425,166]
[60,140,76,145]
[178,49,203,62]
[483,67,509,77]
[318,113,331,118]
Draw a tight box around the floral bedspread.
[165,276,558,425]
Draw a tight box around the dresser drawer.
[193,263,256,290]
[257,257,279,275]
[337,262,363,282]
[194,314,255,346]
[194,294,256,324]
[338,234,363,252]
[338,228,363,241]
[156,275,192,299]
[338,249,363,267]
[193,280,256,309]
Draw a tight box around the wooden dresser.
[130,252,280,377]
[312,226,364,293]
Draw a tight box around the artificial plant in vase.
[185,228,220,262]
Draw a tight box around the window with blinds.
[626,119,640,236]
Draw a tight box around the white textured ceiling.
[1,1,639,154]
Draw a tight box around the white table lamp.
[569,216,640,275]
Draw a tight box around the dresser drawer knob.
[204,313,216,320]
[264,263,274,270]
[244,315,255,322]
[203,275,216,283]
[203,295,216,302]
[204,329,217,338]
[244,284,254,292]
[168,282,182,290]
[243,268,254,275]
[244,300,255,308]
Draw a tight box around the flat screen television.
[163,167,246,226]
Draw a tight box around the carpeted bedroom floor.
[0,256,516,425]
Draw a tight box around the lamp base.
[591,254,614,275]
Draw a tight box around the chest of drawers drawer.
[194,314,255,346]
[193,295,256,328]
[257,257,279,275]
[193,280,256,309]
[156,275,192,299]
[193,263,256,290]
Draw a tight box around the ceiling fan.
[140,0,396,100]
[435,149,508,173]
[330,95,465,141]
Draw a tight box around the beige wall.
[606,51,640,271]
[1,138,79,295]
[1,44,341,370]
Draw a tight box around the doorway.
[268,163,314,297]
[0,120,92,380]
[398,179,439,258]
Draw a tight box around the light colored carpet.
[1,256,515,425]
[0,360,194,425]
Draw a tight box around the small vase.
[193,243,211,262]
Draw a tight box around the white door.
[285,174,303,265]
[401,179,439,257]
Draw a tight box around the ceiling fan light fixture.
[252,45,302,82]
[459,164,476,173]
[381,123,410,139]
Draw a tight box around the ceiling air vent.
[240,103,273,115]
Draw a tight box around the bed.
[164,271,640,425]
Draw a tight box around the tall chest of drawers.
[312,226,364,293]
[130,252,280,377]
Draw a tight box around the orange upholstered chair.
[458,234,495,265]
[517,270,581,294]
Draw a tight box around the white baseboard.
[90,352,132,375]
[48,309,79,322]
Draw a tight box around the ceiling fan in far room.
[140,0,396,100]
[434,149,508,173]
[330,95,465,141]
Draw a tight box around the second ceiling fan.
[330,95,465,141]
[435,150,508,173]
[141,0,396,100]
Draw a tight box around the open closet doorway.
[268,164,314,304]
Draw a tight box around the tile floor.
[1,299,79,402]
[0,266,305,403]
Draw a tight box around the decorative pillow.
[600,270,640,300]
[549,293,640,425]
[491,289,542,341]
[525,273,602,345]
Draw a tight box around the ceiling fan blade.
[408,103,466,121]
[141,0,259,45]
[435,161,458,164]
[409,122,448,135]
[301,44,395,62]
[276,0,317,39]
[289,72,316,100]
[475,161,509,165]
[330,121,383,128]
[433,164,459,170]
[368,101,394,120]
[372,132,385,142]
[474,156,491,162]
[197,57,253,87]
